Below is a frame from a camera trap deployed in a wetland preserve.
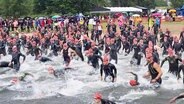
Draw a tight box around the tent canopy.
[135,6,148,10]
[90,7,142,14]
[90,6,110,13]
[181,5,184,10]
[105,7,142,12]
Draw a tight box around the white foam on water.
[1,48,184,101]
[162,73,184,90]
[118,89,157,103]
[58,78,86,96]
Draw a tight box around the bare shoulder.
[153,62,160,68]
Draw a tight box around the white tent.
[105,7,142,12]
[132,14,140,17]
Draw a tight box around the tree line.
[0,0,183,17]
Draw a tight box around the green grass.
[101,19,184,36]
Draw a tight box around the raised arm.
[170,93,184,104]
[111,64,117,78]
[100,64,103,78]
[129,72,139,83]
[160,57,168,67]
[20,53,26,62]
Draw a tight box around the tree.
[0,0,31,17]
[33,0,47,14]
[139,0,156,9]
[170,0,184,8]
[155,0,167,7]
[110,0,155,8]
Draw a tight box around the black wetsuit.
[139,43,147,56]
[160,32,165,43]
[161,41,170,55]
[122,40,130,55]
[98,39,104,50]
[51,40,60,56]
[25,41,32,55]
[11,52,26,71]
[173,42,182,57]
[88,54,102,69]
[92,47,102,56]
[19,73,33,82]
[100,63,117,82]
[20,35,27,47]
[39,57,52,62]
[41,41,48,54]
[153,50,160,64]
[63,47,70,64]
[68,42,84,61]
[168,36,173,46]
[178,64,184,83]
[0,40,6,56]
[128,35,134,51]
[7,41,13,54]
[53,69,65,78]
[172,94,184,102]
[108,31,115,38]
[132,44,142,65]
[180,33,184,50]
[109,44,118,64]
[0,61,13,74]
[100,99,116,104]
[15,39,21,52]
[148,62,162,84]
[83,40,91,51]
[148,34,157,45]
[0,61,12,68]
[161,56,182,76]
[105,44,111,54]
[53,68,74,78]
[115,37,122,53]
[31,46,42,60]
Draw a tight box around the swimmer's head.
[10,77,19,84]
[94,92,102,99]
[167,47,174,56]
[103,55,109,65]
[93,92,102,103]
[63,43,68,49]
[48,67,54,74]
[146,54,153,63]
[12,46,17,52]
[91,41,96,47]
[129,80,137,87]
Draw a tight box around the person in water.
[170,93,184,104]
[47,66,74,78]
[0,61,13,68]
[86,49,103,69]
[178,60,184,83]
[93,92,116,104]
[38,55,52,63]
[100,56,117,82]
[3,72,34,89]
[160,47,182,78]
[131,38,142,65]
[47,66,65,78]
[144,54,163,85]
[9,46,26,72]
[128,72,140,86]
[61,43,71,67]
